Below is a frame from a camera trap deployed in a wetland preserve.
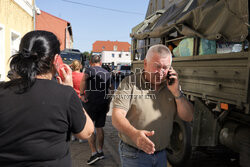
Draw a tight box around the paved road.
[70,106,239,167]
[70,115,121,167]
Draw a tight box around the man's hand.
[132,130,155,154]
[81,95,88,103]
[167,68,181,97]
[57,64,73,87]
[167,68,194,122]
[112,108,156,154]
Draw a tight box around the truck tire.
[167,117,192,167]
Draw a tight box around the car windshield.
[120,66,131,70]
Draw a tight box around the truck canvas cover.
[131,0,249,42]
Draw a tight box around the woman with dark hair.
[0,30,94,167]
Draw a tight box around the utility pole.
[33,0,36,30]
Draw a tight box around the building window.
[11,31,21,56]
[119,54,122,58]
[114,45,117,51]
[102,46,105,50]
[162,0,165,9]
[126,54,129,56]
[112,53,115,58]
[0,25,5,81]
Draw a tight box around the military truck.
[130,0,250,166]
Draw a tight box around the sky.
[36,0,149,53]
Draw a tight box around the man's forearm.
[80,75,87,95]
[112,108,138,139]
[80,81,86,95]
[175,98,194,122]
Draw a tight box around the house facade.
[0,0,34,81]
[92,40,131,66]
[36,10,73,51]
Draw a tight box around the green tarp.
[131,0,249,42]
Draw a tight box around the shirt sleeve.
[68,91,86,134]
[112,76,133,111]
[84,67,91,79]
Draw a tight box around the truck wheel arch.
[168,116,192,167]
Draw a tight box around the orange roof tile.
[92,40,131,52]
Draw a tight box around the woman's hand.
[57,64,73,87]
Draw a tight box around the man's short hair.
[146,44,172,62]
[90,55,101,63]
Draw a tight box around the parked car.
[102,64,112,72]
[113,64,131,80]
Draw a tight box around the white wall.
[92,52,101,56]
[10,30,21,57]
[0,24,5,81]
[14,0,33,16]
[101,51,131,66]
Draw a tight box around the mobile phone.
[54,55,65,80]
[167,71,175,85]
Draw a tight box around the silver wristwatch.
[174,91,184,99]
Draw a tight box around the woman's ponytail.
[0,30,60,93]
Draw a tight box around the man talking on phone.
[112,44,194,167]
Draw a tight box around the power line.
[61,0,144,15]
